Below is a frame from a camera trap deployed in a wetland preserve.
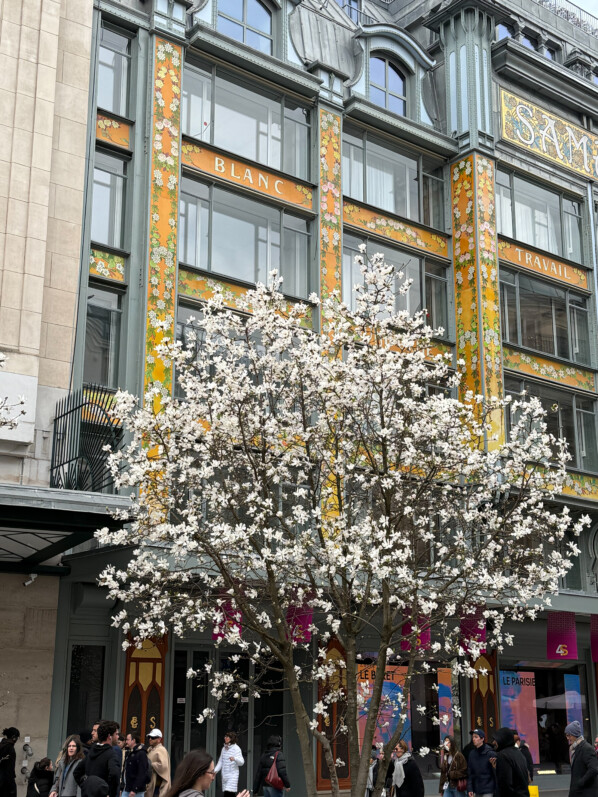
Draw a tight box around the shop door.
[170,649,210,775]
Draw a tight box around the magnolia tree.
[0,352,26,430]
[99,253,587,797]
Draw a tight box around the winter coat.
[467,743,497,795]
[124,746,151,794]
[0,738,17,797]
[438,751,467,794]
[394,757,425,797]
[519,745,533,782]
[26,767,54,797]
[569,739,598,797]
[145,744,170,797]
[493,728,529,797]
[214,743,244,792]
[74,743,121,797]
[253,746,290,793]
[52,758,83,797]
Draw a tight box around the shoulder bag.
[264,753,284,790]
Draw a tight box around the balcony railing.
[535,0,598,37]
[50,384,123,493]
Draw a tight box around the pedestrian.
[78,733,92,756]
[512,733,533,783]
[145,730,171,797]
[390,740,424,797]
[50,735,85,797]
[467,728,496,797]
[492,728,529,797]
[365,750,379,797]
[213,732,244,797]
[438,736,467,797]
[74,721,121,797]
[0,727,20,797]
[462,733,476,763]
[122,734,150,797]
[163,750,249,797]
[565,720,598,797]
[27,759,54,797]
[252,735,290,796]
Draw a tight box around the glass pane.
[91,156,125,249]
[283,106,309,180]
[387,94,406,116]
[84,289,120,388]
[182,64,212,140]
[171,650,188,773]
[369,57,386,87]
[369,85,386,108]
[212,189,279,284]
[342,135,364,201]
[215,75,281,169]
[366,138,418,220]
[513,177,562,257]
[219,0,243,20]
[518,275,563,356]
[387,63,404,96]
[564,208,582,263]
[496,182,513,238]
[578,409,598,472]
[342,235,363,309]
[179,192,209,269]
[500,282,518,344]
[422,172,444,229]
[554,299,569,359]
[97,32,129,116]
[282,218,309,298]
[217,15,245,42]
[248,0,272,33]
[570,306,590,365]
[190,651,209,754]
[425,273,447,334]
[67,645,105,735]
[246,29,272,54]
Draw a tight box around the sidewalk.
[422,773,570,796]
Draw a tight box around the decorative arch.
[121,636,169,741]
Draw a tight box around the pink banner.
[400,614,431,652]
[437,668,454,737]
[591,615,598,662]
[499,671,540,764]
[286,604,313,643]
[546,611,577,660]
[460,607,486,655]
[212,599,242,642]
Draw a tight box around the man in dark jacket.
[493,727,529,797]
[467,729,496,797]
[122,734,150,797]
[512,732,533,783]
[74,721,121,797]
[0,727,20,797]
[565,720,598,797]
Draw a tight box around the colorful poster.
[437,668,454,737]
[499,671,540,764]
[564,673,584,729]
[357,665,411,750]
[547,611,578,660]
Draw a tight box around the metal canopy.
[0,485,131,575]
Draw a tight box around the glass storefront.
[499,662,590,771]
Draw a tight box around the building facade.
[2,0,598,791]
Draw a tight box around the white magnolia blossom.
[98,254,588,797]
[0,353,26,430]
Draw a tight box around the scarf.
[393,752,411,789]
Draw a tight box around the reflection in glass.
[97,28,130,116]
[84,287,121,388]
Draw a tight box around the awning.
[0,485,130,574]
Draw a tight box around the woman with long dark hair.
[164,750,250,797]
[49,735,85,797]
[438,735,467,797]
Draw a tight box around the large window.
[369,56,406,116]
[343,126,444,228]
[84,286,121,388]
[67,645,106,736]
[342,232,449,334]
[180,177,311,297]
[91,151,126,250]
[500,268,590,364]
[497,170,583,263]
[505,376,598,473]
[97,26,130,117]
[217,0,273,54]
[181,63,310,181]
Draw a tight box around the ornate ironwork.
[50,384,123,493]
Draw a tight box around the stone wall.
[0,0,93,485]
[0,573,60,792]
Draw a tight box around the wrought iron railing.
[535,0,598,37]
[50,384,123,493]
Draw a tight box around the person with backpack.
[252,736,290,796]
[74,721,121,797]
[27,758,54,797]
[0,727,20,797]
[50,736,85,797]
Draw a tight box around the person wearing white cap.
[565,721,598,797]
[145,730,171,797]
